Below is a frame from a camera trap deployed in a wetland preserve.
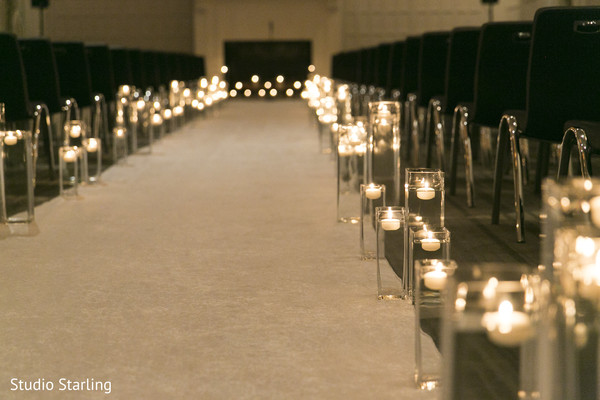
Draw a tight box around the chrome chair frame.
[558,126,593,178]
[449,105,475,207]
[424,98,446,171]
[405,93,420,166]
[492,114,526,243]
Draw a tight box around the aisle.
[0,100,433,399]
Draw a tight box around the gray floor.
[0,100,437,399]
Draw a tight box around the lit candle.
[338,141,354,156]
[365,184,382,200]
[416,182,435,200]
[423,262,448,291]
[70,124,81,138]
[114,127,126,138]
[63,149,77,162]
[482,300,534,346]
[421,238,440,252]
[381,211,400,231]
[4,133,17,146]
[86,138,98,153]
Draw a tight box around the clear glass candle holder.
[58,145,79,198]
[368,101,402,205]
[64,120,88,182]
[540,224,600,400]
[415,259,457,390]
[112,126,128,163]
[404,213,426,297]
[376,206,407,299]
[441,264,540,400]
[360,183,386,260]
[82,137,102,183]
[407,226,450,301]
[0,130,34,223]
[337,123,366,224]
[541,178,600,283]
[405,168,444,228]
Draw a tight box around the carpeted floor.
[0,100,435,399]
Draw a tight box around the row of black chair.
[0,33,206,180]
[331,6,600,243]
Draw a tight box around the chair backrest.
[524,6,600,141]
[401,35,421,99]
[157,51,170,88]
[18,38,62,114]
[376,43,392,90]
[128,49,147,90]
[168,53,182,83]
[142,50,160,91]
[53,41,93,108]
[417,31,450,107]
[443,27,481,113]
[110,47,133,91]
[388,41,404,93]
[472,21,532,127]
[0,33,31,122]
[359,48,371,86]
[85,44,116,102]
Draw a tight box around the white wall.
[193,0,342,77]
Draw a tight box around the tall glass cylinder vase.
[408,227,450,300]
[540,224,600,400]
[441,264,540,400]
[63,120,88,183]
[368,101,401,205]
[415,259,457,390]
[376,206,406,299]
[360,183,386,260]
[58,146,79,198]
[0,130,34,223]
[541,178,600,283]
[337,123,367,223]
[405,168,445,228]
[112,126,128,163]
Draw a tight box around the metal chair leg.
[433,101,446,171]
[407,94,419,167]
[509,121,526,243]
[425,99,435,168]
[558,127,592,178]
[33,103,55,181]
[492,114,513,225]
[449,106,462,196]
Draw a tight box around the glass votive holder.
[82,137,102,183]
[337,123,366,224]
[360,183,386,260]
[403,213,426,296]
[405,168,445,228]
[414,259,457,390]
[408,226,450,301]
[64,120,88,182]
[541,177,600,283]
[441,264,540,400]
[112,126,128,163]
[543,225,600,400]
[59,146,79,197]
[0,130,34,223]
[368,101,402,205]
[376,206,407,299]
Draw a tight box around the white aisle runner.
[0,100,435,399]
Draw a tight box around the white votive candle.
[86,138,98,153]
[70,125,81,138]
[4,134,17,146]
[381,218,400,231]
[482,300,534,347]
[421,238,440,252]
[423,267,447,291]
[416,187,435,200]
[63,149,77,162]
[365,185,382,200]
